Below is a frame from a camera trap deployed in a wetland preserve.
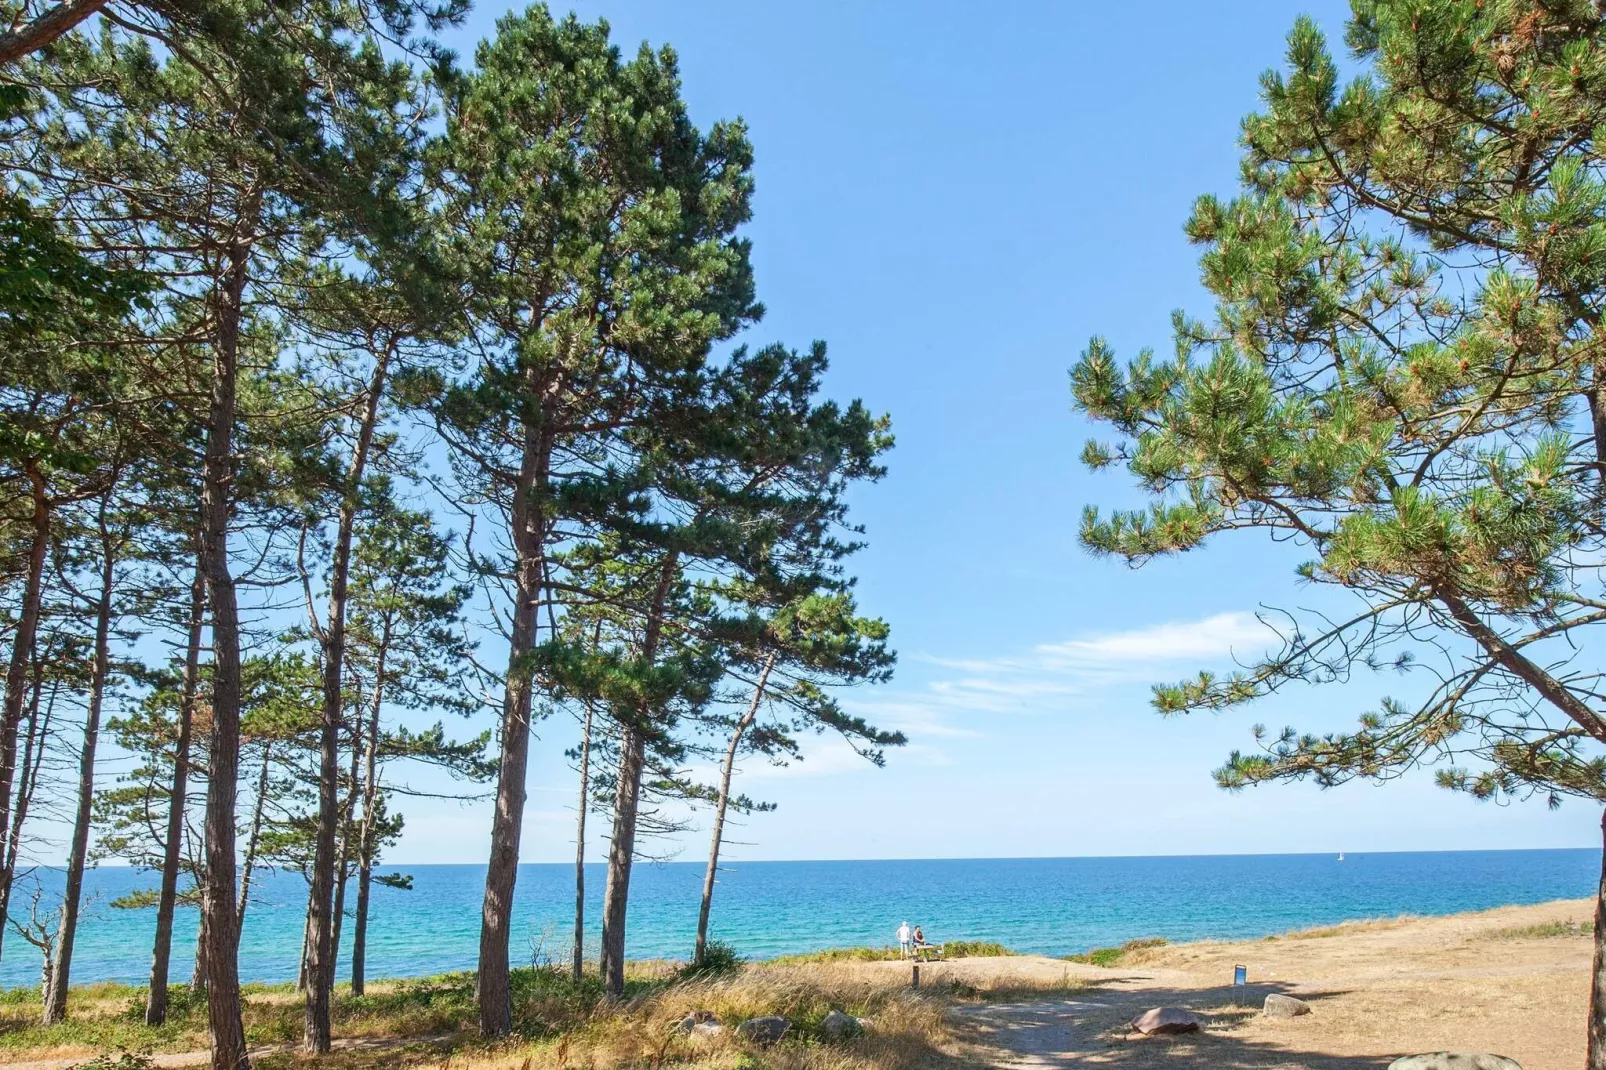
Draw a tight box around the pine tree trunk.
[350,862,372,997]
[476,412,550,1037]
[328,737,360,981]
[305,353,389,1053]
[147,556,205,1025]
[0,464,52,952]
[236,744,271,929]
[695,655,774,966]
[0,654,51,964]
[1590,805,1606,1070]
[599,726,644,997]
[198,228,252,1070]
[191,903,207,996]
[571,701,592,985]
[599,552,678,997]
[350,645,386,998]
[44,505,117,1024]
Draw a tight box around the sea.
[1,849,1595,989]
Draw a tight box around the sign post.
[1232,964,1247,1006]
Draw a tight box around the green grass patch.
[1487,920,1593,940]
[767,940,1014,965]
[1064,937,1167,967]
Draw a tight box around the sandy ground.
[868,897,1593,1069]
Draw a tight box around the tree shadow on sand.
[946,979,1394,1069]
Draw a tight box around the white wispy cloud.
[675,613,1274,782]
[851,611,1274,741]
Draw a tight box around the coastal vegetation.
[3,0,1605,1065]
[1064,937,1167,967]
[1072,0,1606,1062]
[0,0,898,1065]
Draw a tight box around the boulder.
[1388,1056,1522,1070]
[736,1016,791,1045]
[1129,1007,1201,1036]
[1262,994,1312,1019]
[821,1010,860,1039]
[674,1010,719,1035]
[691,1022,724,1040]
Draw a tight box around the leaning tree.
[1071,2,1606,1062]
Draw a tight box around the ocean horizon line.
[44,844,1602,872]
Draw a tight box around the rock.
[1262,994,1312,1019]
[1129,1007,1201,1036]
[736,1016,791,1045]
[691,1022,724,1040]
[1388,1056,1522,1070]
[821,1009,859,1038]
[674,1010,719,1035]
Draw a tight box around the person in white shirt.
[897,921,912,959]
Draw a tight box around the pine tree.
[1071,4,1606,1060]
[428,4,758,1032]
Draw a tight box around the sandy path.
[866,898,1594,1069]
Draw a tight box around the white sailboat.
[1337,852,1345,862]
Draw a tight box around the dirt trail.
[914,898,1594,1070]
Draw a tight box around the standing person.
[897,920,911,959]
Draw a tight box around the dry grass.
[1484,919,1594,940]
[3,961,985,1070]
[237,970,956,1070]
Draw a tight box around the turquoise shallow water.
[3,849,1595,988]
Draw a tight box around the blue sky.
[361,0,1606,866]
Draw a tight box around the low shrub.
[1065,936,1167,967]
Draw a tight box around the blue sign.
[1234,964,1247,986]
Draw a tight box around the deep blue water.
[2,849,1595,989]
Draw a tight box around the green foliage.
[769,941,1014,965]
[1487,919,1593,940]
[1064,937,1167,967]
[1072,0,1606,811]
[679,940,743,978]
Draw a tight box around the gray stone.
[821,1010,861,1038]
[736,1016,791,1045]
[1388,1056,1522,1070]
[1262,993,1312,1019]
[691,1022,724,1040]
[674,1010,719,1035]
[1129,1007,1201,1035]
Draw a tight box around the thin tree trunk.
[0,464,52,954]
[350,637,387,997]
[191,899,207,995]
[571,701,592,985]
[44,502,118,1024]
[198,227,252,1070]
[328,736,361,979]
[1591,805,1606,1070]
[147,556,205,1025]
[695,654,775,966]
[236,744,271,929]
[599,727,644,997]
[599,552,678,997]
[305,351,389,1053]
[0,653,50,964]
[477,410,551,1037]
